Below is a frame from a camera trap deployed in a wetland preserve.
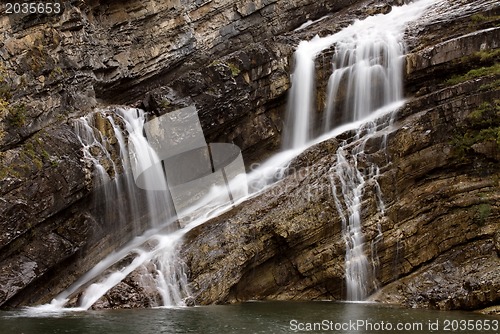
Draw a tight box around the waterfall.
[285,0,435,300]
[283,44,317,149]
[42,105,248,310]
[329,121,387,301]
[74,108,174,233]
[324,31,403,131]
[27,0,436,314]
[283,0,435,150]
[47,108,188,310]
[73,232,191,309]
[331,144,371,301]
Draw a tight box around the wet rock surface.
[180,75,499,309]
[370,240,500,311]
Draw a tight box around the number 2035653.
[5,3,61,15]
[443,319,499,331]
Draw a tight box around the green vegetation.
[467,100,500,125]
[0,133,58,179]
[471,14,488,24]
[209,59,222,67]
[445,48,500,86]
[451,100,500,158]
[209,60,241,77]
[0,98,8,115]
[159,99,171,110]
[48,66,65,81]
[27,46,52,74]
[227,62,241,77]
[0,62,30,130]
[473,49,500,63]
[445,63,500,86]
[8,103,27,127]
[470,13,500,25]
[24,142,43,169]
[451,127,500,158]
[479,79,500,91]
[0,63,12,121]
[469,13,500,29]
[0,157,14,179]
[0,84,12,101]
[476,203,492,225]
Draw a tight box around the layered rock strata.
[180,77,500,310]
[92,0,499,311]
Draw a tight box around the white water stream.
[54,108,182,309]
[283,0,435,149]
[283,0,435,300]
[28,0,436,314]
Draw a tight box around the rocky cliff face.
[0,0,358,157]
[0,0,499,312]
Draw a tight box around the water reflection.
[2,301,498,334]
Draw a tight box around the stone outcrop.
[0,0,358,155]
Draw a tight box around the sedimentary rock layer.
[0,0,498,311]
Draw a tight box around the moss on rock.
[451,100,500,158]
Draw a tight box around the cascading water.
[45,108,188,310]
[284,0,434,150]
[284,0,435,300]
[329,121,387,301]
[44,106,249,311]
[283,46,316,149]
[324,31,403,131]
[74,108,174,234]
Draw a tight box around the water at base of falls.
[9,301,496,333]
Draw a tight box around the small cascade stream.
[47,108,188,310]
[329,121,388,301]
[284,0,435,300]
[29,0,437,313]
[44,106,250,310]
